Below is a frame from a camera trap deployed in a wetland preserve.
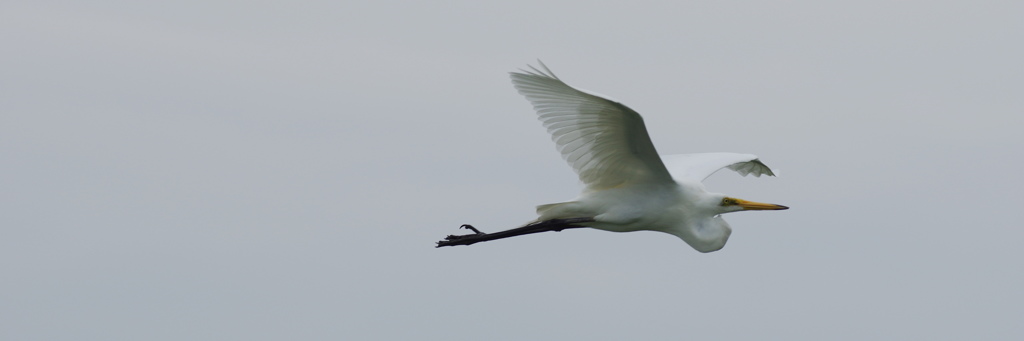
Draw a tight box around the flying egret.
[437,62,788,252]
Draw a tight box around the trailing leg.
[435,218,595,247]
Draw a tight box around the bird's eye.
[721,198,737,206]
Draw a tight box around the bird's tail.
[535,201,582,221]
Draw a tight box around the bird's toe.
[459,224,484,235]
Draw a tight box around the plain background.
[3,1,1022,340]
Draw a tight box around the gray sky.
[3,1,1023,340]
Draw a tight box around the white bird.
[437,62,787,252]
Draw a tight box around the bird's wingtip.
[512,59,559,80]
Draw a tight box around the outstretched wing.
[661,153,777,183]
[510,62,673,190]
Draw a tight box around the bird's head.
[716,195,789,214]
[671,193,789,253]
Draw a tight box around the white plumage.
[510,62,787,252]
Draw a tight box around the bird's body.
[437,62,787,252]
[536,180,731,252]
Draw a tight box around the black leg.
[436,218,595,248]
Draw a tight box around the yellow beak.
[734,198,789,211]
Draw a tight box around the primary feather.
[510,63,673,190]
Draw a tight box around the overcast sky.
[3,1,1023,340]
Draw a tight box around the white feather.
[510,62,673,190]
[504,62,786,253]
[661,153,777,182]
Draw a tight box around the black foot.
[436,229,487,245]
[435,224,489,247]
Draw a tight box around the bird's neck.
[668,215,732,253]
